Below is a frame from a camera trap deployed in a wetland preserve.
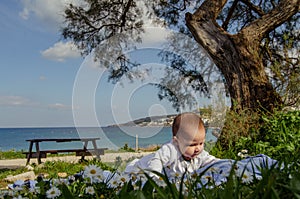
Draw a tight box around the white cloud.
[47,103,79,110]
[48,103,78,110]
[138,26,171,48]
[39,75,47,80]
[0,96,78,111]
[41,41,81,62]
[19,0,81,30]
[0,96,36,107]
[20,0,170,59]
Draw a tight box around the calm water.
[0,126,217,151]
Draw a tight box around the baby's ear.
[172,136,178,144]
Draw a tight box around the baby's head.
[172,112,206,160]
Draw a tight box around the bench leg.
[36,142,42,164]
[92,140,101,160]
[26,142,33,165]
[81,141,89,161]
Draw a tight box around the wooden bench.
[24,138,107,165]
[23,148,106,158]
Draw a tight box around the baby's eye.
[190,142,203,147]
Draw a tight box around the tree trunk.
[231,34,282,111]
[185,0,299,112]
[185,16,280,111]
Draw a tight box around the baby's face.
[175,126,205,160]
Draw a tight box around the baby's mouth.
[182,155,191,161]
[192,153,199,157]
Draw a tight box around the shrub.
[120,143,135,152]
[216,109,261,151]
[212,110,300,161]
[255,110,300,160]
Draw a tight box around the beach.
[0,152,152,169]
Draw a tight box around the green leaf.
[142,180,154,196]
[142,171,168,198]
[60,183,75,199]
[135,190,147,199]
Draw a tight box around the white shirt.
[125,141,219,176]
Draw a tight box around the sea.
[0,126,218,151]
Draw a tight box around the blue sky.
[0,0,228,128]
[0,0,182,127]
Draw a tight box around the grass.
[0,150,25,160]
[0,145,156,160]
[0,158,116,189]
[1,156,299,198]
[0,150,88,160]
[0,147,148,189]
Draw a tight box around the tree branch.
[222,0,239,30]
[120,0,134,27]
[240,0,300,41]
[194,0,228,20]
[240,0,265,16]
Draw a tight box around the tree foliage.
[61,0,300,111]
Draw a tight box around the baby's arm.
[200,150,220,167]
[146,144,173,174]
[124,142,174,176]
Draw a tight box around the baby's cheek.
[200,145,204,151]
[184,147,194,155]
[178,144,187,154]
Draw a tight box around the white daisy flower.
[238,149,249,158]
[35,186,41,194]
[46,187,61,199]
[255,175,262,180]
[84,165,103,178]
[154,176,166,187]
[170,171,181,178]
[93,176,103,183]
[109,178,119,188]
[169,171,181,183]
[241,173,253,184]
[85,186,95,195]
[198,175,210,188]
[203,174,213,183]
[236,170,254,184]
[109,173,128,188]
[241,149,248,154]
[51,178,67,186]
[190,172,198,179]
[237,152,245,158]
[120,175,129,184]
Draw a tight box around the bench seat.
[23,148,108,158]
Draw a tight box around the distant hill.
[109,114,177,127]
[107,110,216,128]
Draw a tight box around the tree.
[62,0,300,112]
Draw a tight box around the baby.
[125,112,219,176]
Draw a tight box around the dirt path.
[0,152,152,169]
